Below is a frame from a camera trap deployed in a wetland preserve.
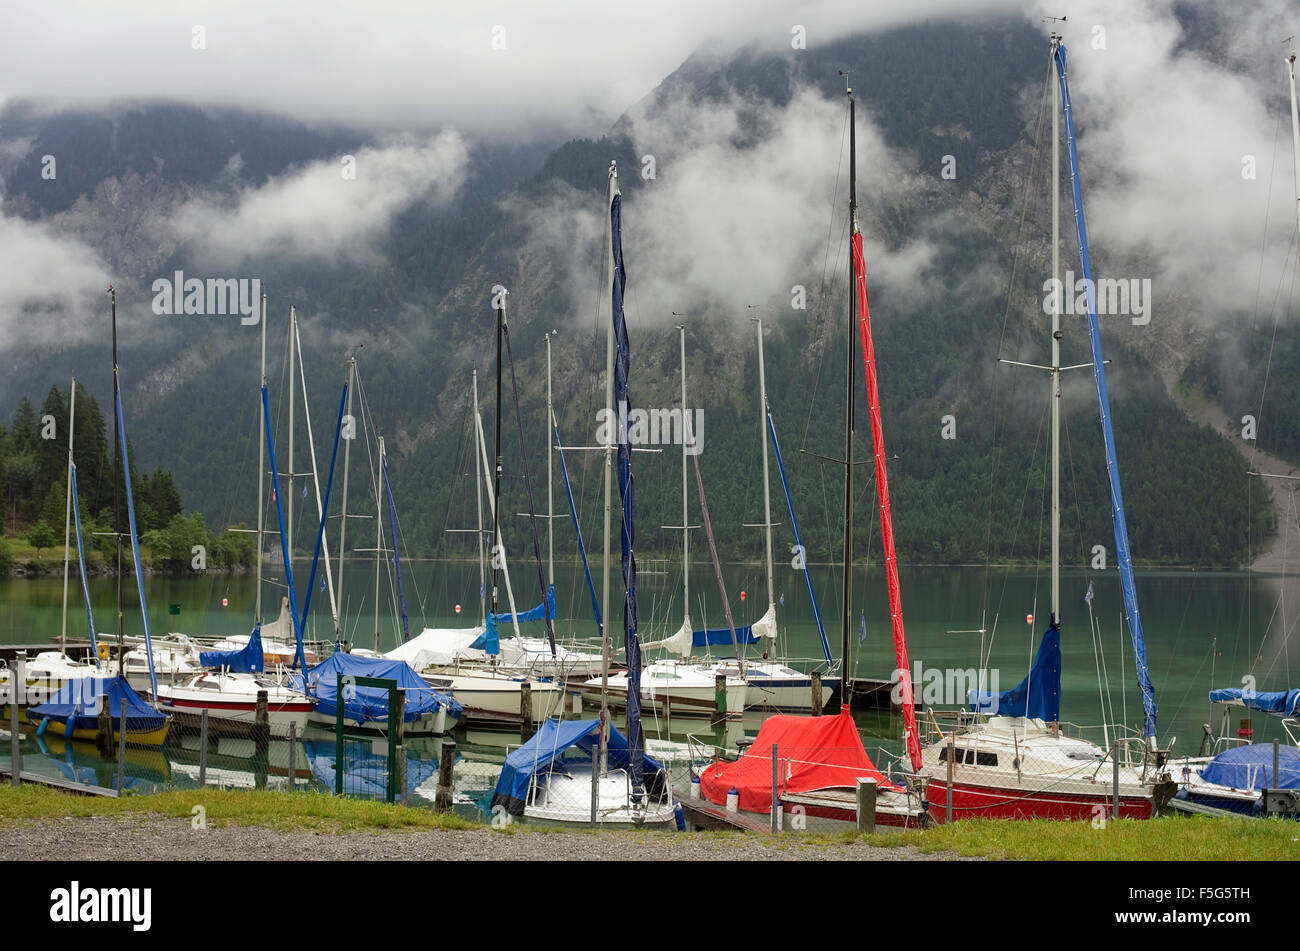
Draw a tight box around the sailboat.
[29,289,171,749]
[491,162,678,827]
[696,74,927,828]
[638,320,838,712]
[151,295,315,738]
[918,33,1173,821]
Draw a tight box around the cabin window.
[939,747,997,767]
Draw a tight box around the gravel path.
[2,815,979,861]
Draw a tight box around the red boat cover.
[699,711,899,814]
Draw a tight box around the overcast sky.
[1,0,1298,352]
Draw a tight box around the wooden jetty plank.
[0,766,119,797]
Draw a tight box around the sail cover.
[292,651,461,724]
[473,585,558,655]
[200,624,265,673]
[700,711,899,814]
[386,627,486,669]
[1208,687,1300,718]
[970,622,1061,721]
[27,676,167,735]
[490,718,665,816]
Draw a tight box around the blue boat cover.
[1208,687,1300,718]
[970,622,1061,721]
[1199,743,1300,793]
[472,585,558,656]
[490,718,666,816]
[199,625,265,673]
[27,676,167,736]
[291,651,461,725]
[693,625,758,648]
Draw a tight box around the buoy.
[690,775,701,800]
[222,597,229,607]
[726,786,739,812]
[455,604,462,615]
[740,590,746,602]
[1026,613,1033,625]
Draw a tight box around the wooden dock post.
[810,672,823,717]
[198,709,208,787]
[97,694,113,758]
[116,705,127,792]
[520,683,534,738]
[253,690,270,791]
[434,740,456,812]
[8,653,22,787]
[712,674,727,727]
[856,777,877,834]
[393,689,406,802]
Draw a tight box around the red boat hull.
[925,779,1156,822]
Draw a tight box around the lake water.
[4,561,1297,758]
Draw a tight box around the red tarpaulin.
[699,711,899,814]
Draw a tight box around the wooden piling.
[520,683,534,737]
[116,705,127,792]
[253,690,269,755]
[712,674,727,727]
[810,672,823,717]
[856,777,877,834]
[287,721,297,792]
[198,709,208,787]
[435,740,456,812]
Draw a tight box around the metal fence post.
[198,708,208,788]
[116,704,127,793]
[8,653,22,786]
[390,686,404,805]
[1274,739,1281,791]
[335,674,344,797]
[857,777,877,834]
[1112,742,1120,820]
[770,743,780,833]
[945,734,954,824]
[287,721,297,792]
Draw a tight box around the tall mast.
[1289,50,1300,239]
[755,316,776,631]
[1050,33,1062,625]
[473,370,487,627]
[679,324,691,632]
[287,304,296,582]
[256,293,267,624]
[545,332,555,590]
[294,318,339,632]
[111,286,123,662]
[842,76,857,694]
[493,293,504,627]
[336,354,355,631]
[373,434,384,652]
[599,161,619,776]
[59,375,76,657]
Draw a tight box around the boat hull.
[924,778,1160,821]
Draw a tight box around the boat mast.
[294,317,340,632]
[60,374,76,658]
[679,324,691,634]
[546,332,555,592]
[373,434,384,652]
[111,287,123,664]
[288,305,296,585]
[1289,48,1300,238]
[841,74,857,698]
[1050,32,1062,626]
[473,370,487,627]
[256,293,267,625]
[755,315,777,650]
[336,354,355,633]
[599,162,618,780]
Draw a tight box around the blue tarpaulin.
[471,585,558,656]
[693,625,759,648]
[27,676,167,736]
[199,625,265,673]
[1208,687,1300,718]
[291,651,461,726]
[970,622,1061,721]
[490,718,665,817]
[1199,743,1300,794]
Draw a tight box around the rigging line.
[801,106,851,452]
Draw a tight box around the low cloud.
[0,210,110,349]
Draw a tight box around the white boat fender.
[690,775,700,799]
[726,786,739,812]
